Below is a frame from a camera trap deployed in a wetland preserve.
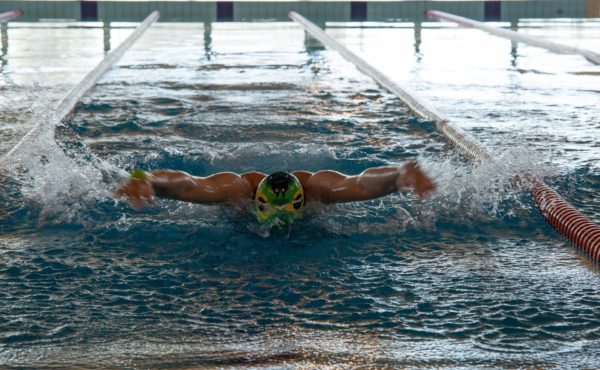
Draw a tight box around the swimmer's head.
[254,171,305,225]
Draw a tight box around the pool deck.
[0,0,599,23]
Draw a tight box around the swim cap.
[254,172,305,224]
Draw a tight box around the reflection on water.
[1,23,7,70]
[0,21,599,368]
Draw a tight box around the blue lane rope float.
[289,11,600,262]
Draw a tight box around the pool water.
[0,20,599,368]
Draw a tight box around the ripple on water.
[1,21,600,369]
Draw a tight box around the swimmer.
[115,161,435,225]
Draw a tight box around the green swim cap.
[254,172,305,225]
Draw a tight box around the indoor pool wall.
[1,0,599,23]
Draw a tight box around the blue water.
[1,21,599,368]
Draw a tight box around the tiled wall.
[99,1,216,22]
[1,1,80,21]
[234,2,349,22]
[368,1,485,22]
[502,0,585,20]
[0,1,592,23]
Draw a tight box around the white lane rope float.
[427,10,600,65]
[0,9,22,23]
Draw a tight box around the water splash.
[108,145,556,238]
[404,148,554,231]
[0,82,562,235]
[0,84,126,227]
[314,148,555,237]
[0,82,557,238]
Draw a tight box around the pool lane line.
[0,9,22,23]
[288,11,600,262]
[1,10,160,161]
[288,11,491,162]
[427,10,600,65]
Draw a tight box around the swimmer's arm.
[149,170,259,203]
[115,170,265,208]
[301,161,435,204]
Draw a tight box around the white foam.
[316,149,556,236]
[0,84,127,226]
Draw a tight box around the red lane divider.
[443,115,600,260]
[532,179,600,259]
[0,9,23,23]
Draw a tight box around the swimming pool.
[1,19,599,368]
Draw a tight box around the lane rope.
[427,10,600,65]
[0,9,22,23]
[1,10,160,161]
[289,11,600,261]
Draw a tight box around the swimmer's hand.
[396,161,436,198]
[114,171,155,210]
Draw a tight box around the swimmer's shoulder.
[241,171,266,191]
[292,171,313,186]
